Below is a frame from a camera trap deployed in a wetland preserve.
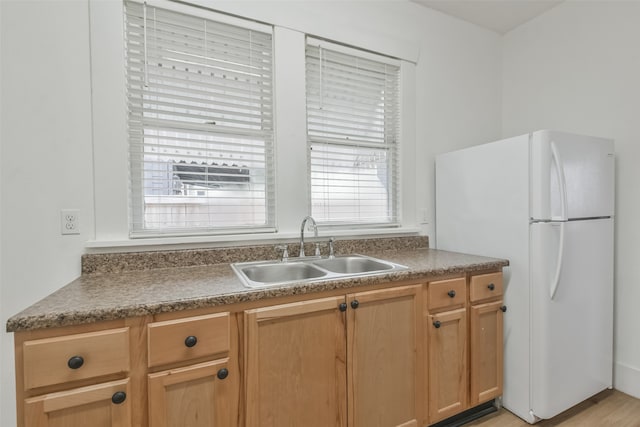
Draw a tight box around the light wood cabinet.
[470,301,504,405]
[146,312,234,427]
[244,296,347,427]
[18,326,133,427]
[148,359,233,427]
[427,308,468,424]
[425,277,468,425]
[22,328,130,390]
[24,379,131,427]
[147,313,230,368]
[425,272,505,425]
[347,286,421,427]
[244,286,422,427]
[469,272,505,406]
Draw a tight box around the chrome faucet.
[299,216,318,257]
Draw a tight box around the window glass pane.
[310,144,392,223]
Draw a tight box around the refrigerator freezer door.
[530,218,613,420]
[531,131,614,221]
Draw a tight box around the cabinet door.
[148,359,232,427]
[427,308,467,424]
[347,285,421,427]
[245,296,347,427]
[24,379,131,427]
[470,300,504,406]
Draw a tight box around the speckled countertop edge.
[7,246,508,333]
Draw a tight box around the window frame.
[123,0,277,238]
[305,37,402,228]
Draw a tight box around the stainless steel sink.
[240,262,327,284]
[232,254,407,288]
[311,256,394,274]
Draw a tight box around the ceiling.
[410,0,563,34]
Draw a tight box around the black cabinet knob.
[339,303,347,312]
[447,290,456,298]
[111,391,127,404]
[488,283,495,291]
[500,305,507,312]
[351,300,359,309]
[433,320,441,329]
[184,336,198,348]
[67,356,84,370]
[217,368,229,380]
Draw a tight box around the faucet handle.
[314,243,321,257]
[274,244,289,262]
[328,237,335,258]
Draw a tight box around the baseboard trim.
[614,361,640,398]
[430,400,497,427]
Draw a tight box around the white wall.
[502,0,640,398]
[0,0,502,425]
[0,0,95,425]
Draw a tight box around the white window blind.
[306,39,400,226]
[124,1,275,237]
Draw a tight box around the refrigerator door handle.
[550,222,565,300]
[551,141,569,221]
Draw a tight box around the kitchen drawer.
[23,328,130,390]
[147,312,230,368]
[427,277,467,312]
[470,272,503,303]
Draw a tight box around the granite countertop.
[6,241,508,333]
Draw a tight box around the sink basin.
[312,256,394,274]
[240,262,327,284]
[231,254,407,288]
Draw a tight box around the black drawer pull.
[67,356,84,370]
[217,368,229,380]
[185,336,198,348]
[447,290,456,298]
[112,391,127,404]
[488,283,495,291]
[433,320,441,329]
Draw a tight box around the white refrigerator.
[435,130,614,423]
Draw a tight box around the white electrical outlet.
[420,208,429,223]
[61,209,80,235]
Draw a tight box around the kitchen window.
[124,1,275,237]
[305,38,400,227]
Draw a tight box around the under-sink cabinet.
[14,270,504,427]
[244,285,422,427]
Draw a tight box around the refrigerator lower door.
[530,218,613,420]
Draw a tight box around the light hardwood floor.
[467,390,640,426]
